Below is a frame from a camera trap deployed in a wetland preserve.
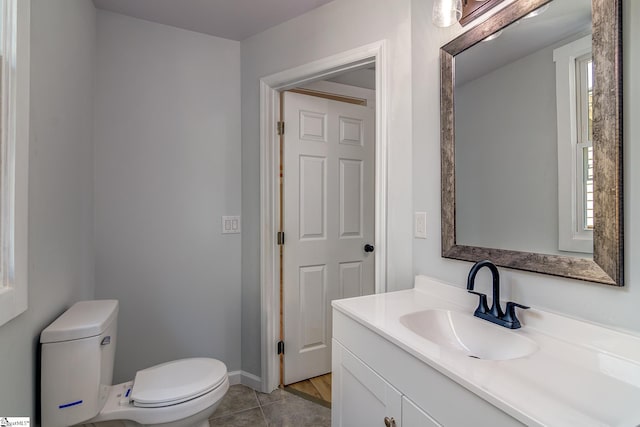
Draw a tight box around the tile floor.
[209,384,331,426]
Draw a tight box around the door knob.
[364,244,375,253]
[384,417,396,427]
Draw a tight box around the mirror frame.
[440,0,623,286]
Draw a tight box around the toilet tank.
[40,300,118,427]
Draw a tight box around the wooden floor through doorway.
[284,373,332,408]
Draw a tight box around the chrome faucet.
[466,260,529,329]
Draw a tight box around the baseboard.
[227,370,262,391]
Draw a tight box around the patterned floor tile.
[256,387,288,406]
[210,384,260,419]
[209,407,267,427]
[261,391,331,427]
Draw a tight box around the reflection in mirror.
[454,0,593,258]
[439,0,623,286]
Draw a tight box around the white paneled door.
[282,91,375,385]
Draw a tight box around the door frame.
[260,40,388,393]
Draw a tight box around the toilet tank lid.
[40,300,119,343]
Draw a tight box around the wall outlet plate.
[222,216,241,234]
[415,212,427,239]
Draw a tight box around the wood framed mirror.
[459,0,507,27]
[440,0,623,285]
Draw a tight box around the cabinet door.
[332,340,402,427]
[402,396,442,427]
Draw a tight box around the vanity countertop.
[332,276,640,427]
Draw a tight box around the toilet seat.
[89,374,230,426]
[131,358,227,408]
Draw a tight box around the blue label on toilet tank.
[58,400,83,409]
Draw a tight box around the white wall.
[328,67,376,90]
[413,0,640,333]
[94,11,242,382]
[455,44,561,255]
[0,0,96,417]
[240,0,414,377]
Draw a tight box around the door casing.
[260,40,388,393]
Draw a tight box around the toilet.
[40,300,229,427]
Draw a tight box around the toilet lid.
[131,358,227,408]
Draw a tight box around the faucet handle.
[507,302,529,310]
[468,291,489,316]
[502,301,530,329]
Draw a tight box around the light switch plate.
[415,212,427,239]
[222,216,241,234]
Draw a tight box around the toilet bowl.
[40,300,229,427]
[88,358,229,427]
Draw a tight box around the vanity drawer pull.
[384,416,396,427]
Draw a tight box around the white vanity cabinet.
[402,396,441,427]
[332,309,524,427]
[332,277,640,426]
[332,340,441,427]
[332,340,402,427]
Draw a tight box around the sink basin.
[399,309,538,360]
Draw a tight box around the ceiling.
[328,66,376,90]
[456,0,591,86]
[93,0,335,41]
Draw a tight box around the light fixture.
[481,29,503,42]
[432,0,463,28]
[523,4,549,19]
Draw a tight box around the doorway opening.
[260,41,388,394]
[279,74,376,399]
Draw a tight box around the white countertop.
[332,276,640,427]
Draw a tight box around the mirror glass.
[454,0,593,259]
[440,0,622,286]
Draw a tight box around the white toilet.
[40,300,229,427]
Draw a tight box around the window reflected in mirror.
[553,33,593,254]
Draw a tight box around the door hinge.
[277,121,285,136]
[277,231,285,245]
[277,341,285,355]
